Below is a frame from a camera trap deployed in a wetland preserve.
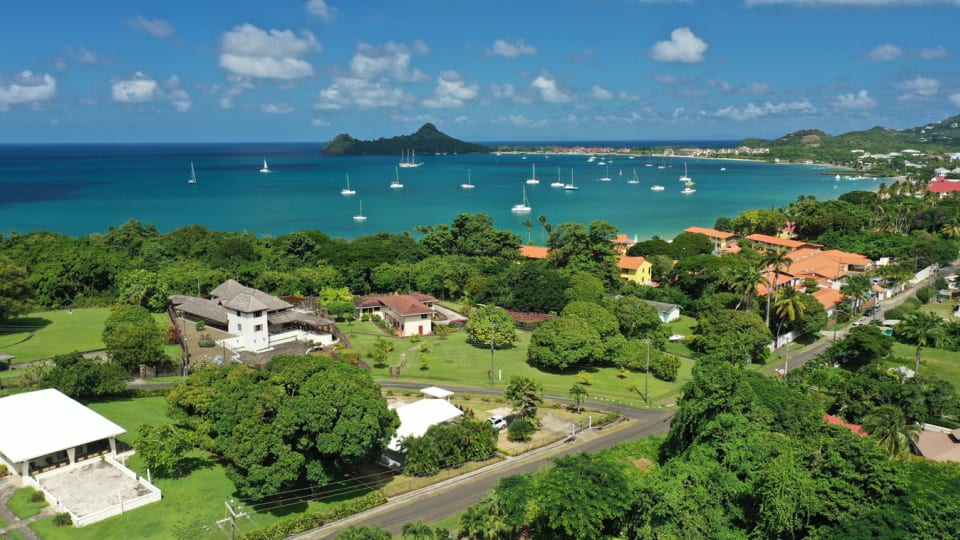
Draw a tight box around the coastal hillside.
[321,123,491,156]
[740,113,960,154]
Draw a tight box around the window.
[255,311,263,317]
[254,324,263,332]
[237,324,242,331]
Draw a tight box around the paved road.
[295,406,674,539]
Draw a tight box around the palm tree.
[940,217,960,239]
[538,214,548,244]
[773,286,805,357]
[522,219,533,245]
[841,274,872,314]
[401,520,435,540]
[897,311,946,373]
[861,404,920,460]
[761,249,793,327]
[721,264,768,312]
[569,383,589,414]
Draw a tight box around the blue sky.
[1,0,958,143]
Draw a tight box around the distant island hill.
[321,114,960,161]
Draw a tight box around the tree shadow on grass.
[0,316,53,330]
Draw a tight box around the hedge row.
[239,490,387,540]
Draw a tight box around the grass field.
[6,488,48,519]
[345,321,692,408]
[0,309,112,363]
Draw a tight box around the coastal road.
[294,406,674,539]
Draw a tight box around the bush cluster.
[401,418,498,477]
[884,296,921,320]
[239,491,387,540]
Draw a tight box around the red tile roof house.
[823,413,867,437]
[927,175,960,198]
[684,226,741,255]
[356,293,437,336]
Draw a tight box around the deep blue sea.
[0,143,876,241]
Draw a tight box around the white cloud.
[590,85,613,100]
[487,39,537,58]
[746,0,960,5]
[348,41,429,82]
[834,89,877,109]
[650,27,707,63]
[530,74,575,103]
[866,43,902,61]
[897,76,940,101]
[919,45,949,59]
[0,71,57,111]
[219,24,320,80]
[492,114,550,129]
[261,102,294,114]
[709,80,769,95]
[949,93,960,106]
[164,75,191,112]
[701,99,815,121]
[305,0,337,21]
[111,72,158,103]
[314,77,409,109]
[421,70,477,109]
[126,15,174,38]
[311,118,330,126]
[673,107,687,120]
[78,48,98,65]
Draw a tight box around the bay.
[0,143,876,240]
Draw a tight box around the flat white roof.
[0,389,126,463]
[420,386,453,399]
[388,399,463,451]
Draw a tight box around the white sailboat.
[650,184,665,191]
[657,157,666,170]
[681,186,696,194]
[526,163,539,184]
[187,162,197,184]
[511,184,532,214]
[460,170,475,189]
[390,166,404,189]
[340,173,356,196]
[564,168,579,191]
[353,200,368,221]
[599,165,612,182]
[260,158,270,173]
[398,149,423,168]
[627,168,640,184]
[679,162,692,183]
[551,167,565,188]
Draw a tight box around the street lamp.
[643,339,651,405]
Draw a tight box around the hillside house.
[356,293,437,336]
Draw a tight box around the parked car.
[487,415,507,430]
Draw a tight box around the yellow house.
[617,255,652,284]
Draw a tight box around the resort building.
[744,233,822,253]
[928,175,960,198]
[617,255,653,285]
[355,293,437,336]
[169,279,337,354]
[684,226,741,255]
[611,234,637,256]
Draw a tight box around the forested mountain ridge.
[321,123,491,156]
[740,113,960,154]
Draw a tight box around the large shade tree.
[0,255,33,320]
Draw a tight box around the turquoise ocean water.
[0,143,875,241]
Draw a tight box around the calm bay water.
[0,143,874,241]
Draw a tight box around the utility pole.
[643,339,651,405]
[489,321,496,386]
[217,499,248,540]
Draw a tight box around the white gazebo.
[420,386,454,400]
[0,389,125,482]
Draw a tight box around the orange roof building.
[612,234,636,255]
[745,233,821,253]
[616,255,652,284]
[519,245,550,259]
[684,226,740,255]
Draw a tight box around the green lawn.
[33,396,374,540]
[345,321,692,408]
[884,343,960,388]
[6,488,48,519]
[0,309,112,363]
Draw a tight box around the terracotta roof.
[928,177,960,193]
[519,245,550,259]
[812,288,846,309]
[786,249,872,281]
[824,414,867,437]
[358,294,436,317]
[612,234,635,244]
[684,226,738,239]
[745,233,822,250]
[617,255,648,270]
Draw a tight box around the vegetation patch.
[7,488,48,519]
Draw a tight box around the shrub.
[507,418,534,442]
[29,490,45,503]
[916,286,936,304]
[53,513,72,527]
[650,354,681,382]
[198,339,216,348]
[195,320,206,331]
[885,297,921,320]
[0,464,7,476]
[577,370,593,385]
[165,325,182,345]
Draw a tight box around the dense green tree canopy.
[465,305,517,349]
[691,309,772,366]
[24,350,130,399]
[0,255,32,319]
[527,316,603,370]
[102,305,171,370]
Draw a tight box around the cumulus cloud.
[487,39,537,58]
[314,77,409,110]
[348,41,429,82]
[261,102,294,114]
[650,27,707,63]
[834,89,877,109]
[897,76,940,101]
[311,118,330,126]
[530,74,575,103]
[866,43,902,61]
[709,80,769,95]
[919,45,949,59]
[305,0,337,21]
[219,24,320,80]
[701,99,815,121]
[950,93,960,106]
[0,71,57,111]
[111,72,158,103]
[126,15,174,38]
[421,70,477,109]
[164,75,191,112]
[590,85,613,100]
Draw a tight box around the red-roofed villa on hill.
[356,293,437,336]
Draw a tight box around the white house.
[355,293,437,336]
[387,396,464,452]
[642,300,681,323]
